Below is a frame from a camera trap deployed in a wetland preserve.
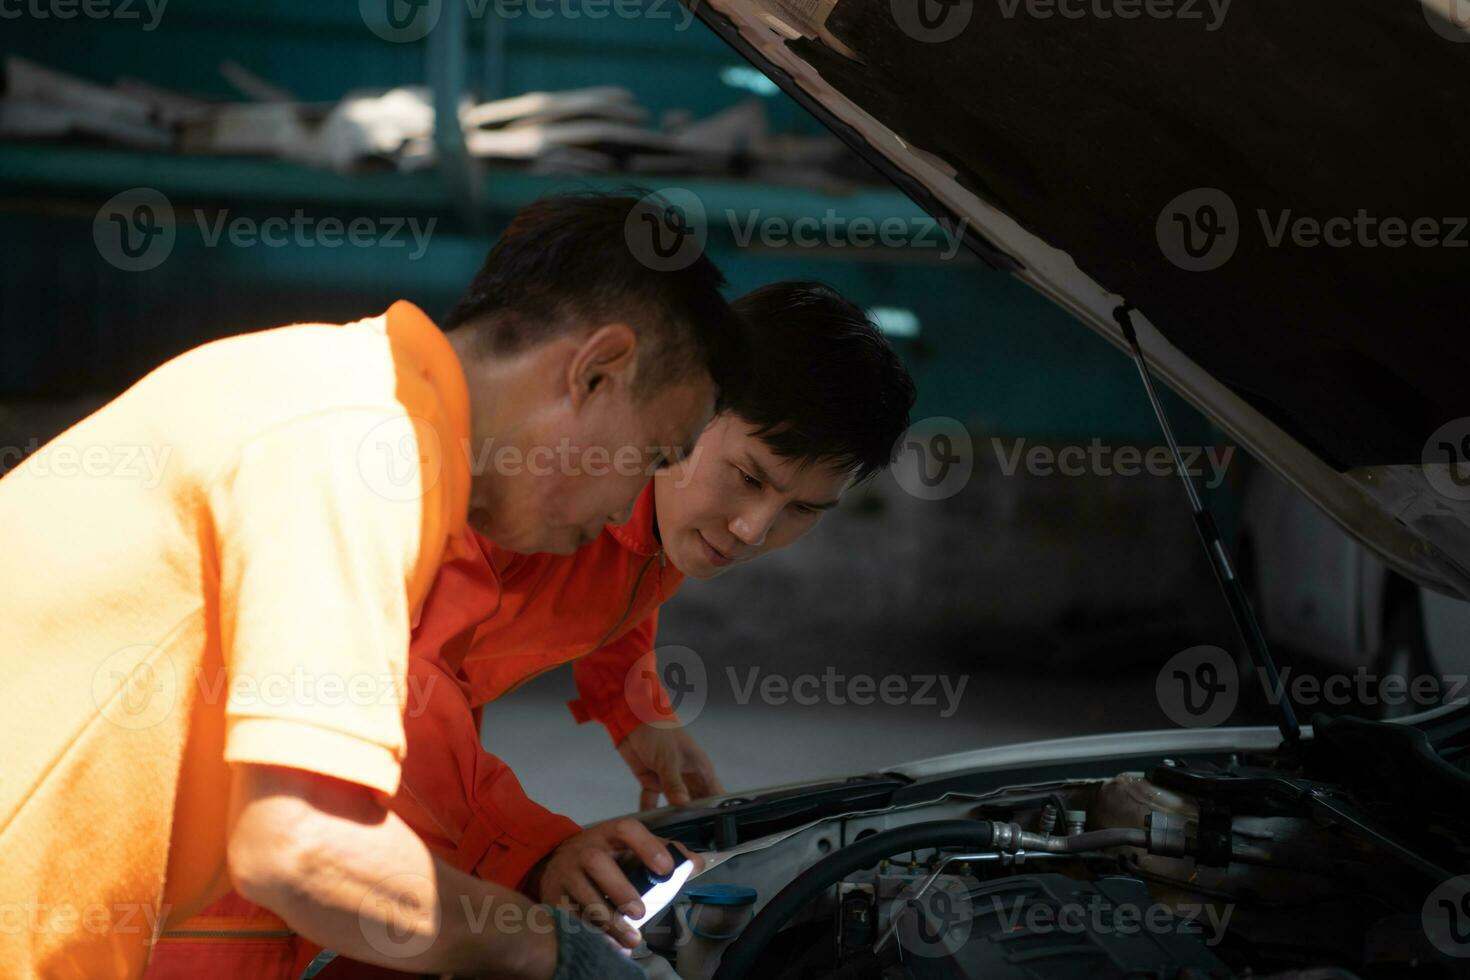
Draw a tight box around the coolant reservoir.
[675,884,757,980]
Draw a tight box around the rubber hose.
[712,819,998,980]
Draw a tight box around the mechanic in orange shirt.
[0,192,745,980]
[146,281,915,978]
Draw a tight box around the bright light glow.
[629,858,696,928]
[719,65,780,97]
[869,306,921,339]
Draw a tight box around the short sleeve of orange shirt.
[0,301,470,979]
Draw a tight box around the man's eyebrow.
[744,453,786,494]
[747,453,843,510]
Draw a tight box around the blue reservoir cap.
[686,884,758,906]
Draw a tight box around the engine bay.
[638,708,1470,979]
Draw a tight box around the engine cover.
[897,873,1231,980]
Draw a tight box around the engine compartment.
[639,710,1470,979]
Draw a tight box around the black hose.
[712,820,998,980]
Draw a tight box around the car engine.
[639,708,1470,979]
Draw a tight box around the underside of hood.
[688,0,1470,597]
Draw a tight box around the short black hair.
[443,192,742,399]
[728,281,915,484]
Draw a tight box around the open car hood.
[687,0,1470,598]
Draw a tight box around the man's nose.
[729,504,778,548]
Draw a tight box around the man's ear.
[567,323,638,410]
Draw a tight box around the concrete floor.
[480,657,1172,825]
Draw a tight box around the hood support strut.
[1114,305,1301,746]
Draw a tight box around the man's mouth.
[696,531,734,567]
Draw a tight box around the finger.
[671,841,705,872]
[567,878,640,947]
[636,772,662,812]
[689,747,726,796]
[659,767,691,807]
[581,848,643,918]
[684,762,722,800]
[610,818,674,875]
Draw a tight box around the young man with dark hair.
[1,193,741,980]
[273,280,916,976]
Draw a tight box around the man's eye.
[739,469,761,490]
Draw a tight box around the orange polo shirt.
[0,302,470,979]
[146,484,683,980]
